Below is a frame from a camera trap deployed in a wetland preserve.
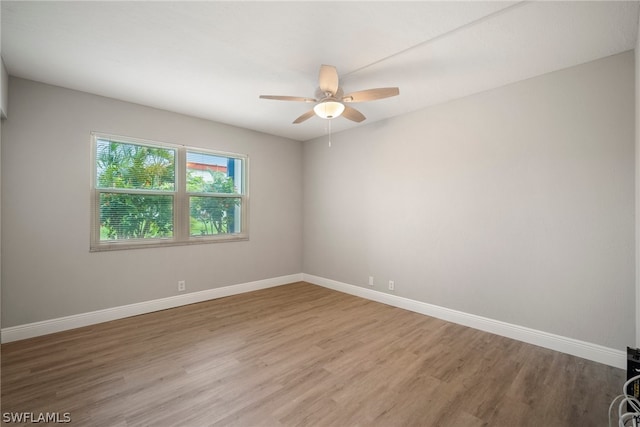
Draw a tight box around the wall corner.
[635,9,640,347]
[1,57,7,119]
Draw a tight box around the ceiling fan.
[259,65,399,124]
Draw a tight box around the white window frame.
[90,132,249,251]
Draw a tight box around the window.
[91,133,248,251]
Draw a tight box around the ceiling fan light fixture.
[313,100,345,119]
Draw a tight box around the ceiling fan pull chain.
[328,119,332,147]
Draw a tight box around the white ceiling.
[2,1,639,142]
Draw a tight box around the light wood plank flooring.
[1,282,625,426]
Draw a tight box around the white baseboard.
[1,273,303,343]
[303,273,626,369]
[2,272,626,369]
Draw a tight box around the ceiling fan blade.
[260,95,316,102]
[293,109,316,124]
[343,87,399,103]
[319,65,339,96]
[342,106,366,123]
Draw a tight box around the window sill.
[90,234,249,252]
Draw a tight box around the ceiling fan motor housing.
[315,87,344,100]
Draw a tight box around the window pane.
[186,151,242,194]
[96,138,175,191]
[100,193,173,240]
[92,133,248,250]
[190,196,242,236]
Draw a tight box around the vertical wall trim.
[0,58,7,119]
[635,10,640,348]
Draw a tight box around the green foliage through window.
[186,150,243,237]
[96,139,175,240]
[100,193,173,239]
[97,140,175,190]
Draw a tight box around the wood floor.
[1,282,625,426]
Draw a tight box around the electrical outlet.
[388,280,395,291]
[368,276,374,287]
[178,280,186,292]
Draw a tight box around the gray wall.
[0,60,3,332]
[303,51,635,350]
[1,6,3,343]
[1,77,303,327]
